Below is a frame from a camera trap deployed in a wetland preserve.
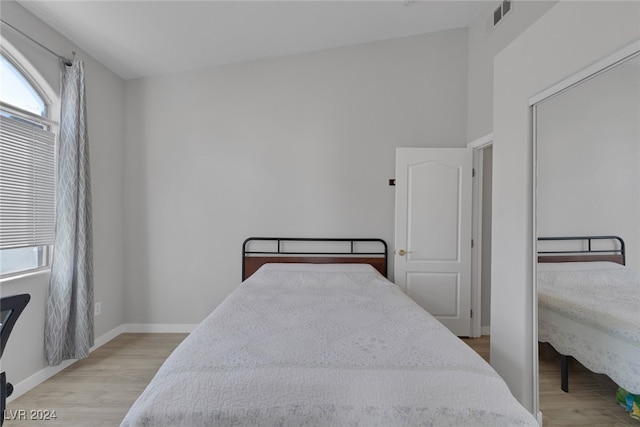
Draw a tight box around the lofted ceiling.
[17,0,490,80]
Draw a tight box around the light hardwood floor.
[537,342,637,426]
[4,334,637,426]
[460,336,637,427]
[4,333,187,427]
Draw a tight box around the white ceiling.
[18,0,490,80]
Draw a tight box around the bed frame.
[537,235,626,392]
[242,237,388,281]
[538,235,625,265]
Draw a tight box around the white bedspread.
[537,262,640,342]
[537,261,640,393]
[122,263,537,426]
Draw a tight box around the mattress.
[122,263,537,426]
[538,261,640,393]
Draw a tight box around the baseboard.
[7,359,75,403]
[8,324,124,402]
[7,323,194,402]
[123,323,197,333]
[537,410,543,426]
[481,326,491,335]
[92,324,125,349]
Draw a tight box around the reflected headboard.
[242,237,388,280]
[537,235,625,265]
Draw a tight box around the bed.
[537,236,640,394]
[121,237,537,426]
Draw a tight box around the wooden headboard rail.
[242,237,388,280]
[537,235,625,265]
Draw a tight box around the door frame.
[468,133,493,338]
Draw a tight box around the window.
[0,52,56,278]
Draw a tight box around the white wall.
[467,0,556,143]
[492,0,640,412]
[466,0,555,338]
[0,0,126,388]
[123,29,469,324]
[537,59,640,269]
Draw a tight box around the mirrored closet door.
[533,44,640,425]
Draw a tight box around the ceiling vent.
[493,0,512,27]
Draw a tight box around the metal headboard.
[242,237,388,280]
[537,235,625,265]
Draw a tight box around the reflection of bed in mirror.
[537,236,640,395]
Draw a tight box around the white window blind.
[0,113,56,250]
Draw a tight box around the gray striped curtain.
[45,58,94,366]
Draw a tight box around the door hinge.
[472,168,476,177]
[470,309,473,318]
[471,239,474,248]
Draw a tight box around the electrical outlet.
[94,301,101,316]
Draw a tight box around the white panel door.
[394,148,473,336]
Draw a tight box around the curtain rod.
[1,19,73,66]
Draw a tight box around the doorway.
[469,135,493,338]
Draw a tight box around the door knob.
[398,249,412,256]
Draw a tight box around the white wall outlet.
[94,301,101,316]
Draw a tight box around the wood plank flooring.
[537,341,637,426]
[4,333,186,427]
[460,336,637,426]
[4,334,637,426]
